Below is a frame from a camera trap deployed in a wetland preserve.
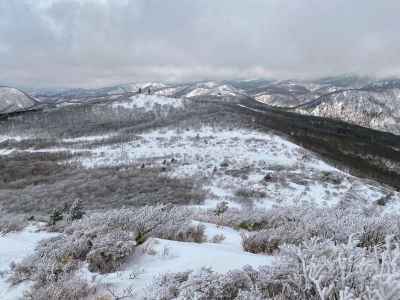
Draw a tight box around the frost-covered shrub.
[198,205,400,254]
[269,237,400,299]
[147,238,400,300]
[86,233,137,273]
[319,171,342,185]
[214,201,229,227]
[1,164,205,214]
[145,267,254,300]
[241,231,280,254]
[210,234,226,244]
[145,270,191,299]
[235,188,266,199]
[11,205,205,297]
[234,289,265,300]
[238,205,400,253]
[214,201,229,217]
[195,207,279,230]
[23,275,96,300]
[158,223,206,243]
[0,213,28,234]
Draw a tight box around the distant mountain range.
[242,77,400,135]
[2,76,400,135]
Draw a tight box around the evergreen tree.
[48,208,63,226]
[68,199,85,222]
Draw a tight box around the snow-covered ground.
[0,135,30,143]
[62,134,115,143]
[70,125,395,211]
[1,120,396,212]
[0,226,58,300]
[79,222,272,298]
[112,94,183,112]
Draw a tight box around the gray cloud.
[1,0,400,87]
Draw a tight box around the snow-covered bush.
[23,276,96,300]
[214,201,229,227]
[268,237,400,299]
[0,213,28,234]
[198,204,400,254]
[241,231,280,254]
[239,205,400,253]
[10,205,205,297]
[235,188,266,199]
[86,232,137,273]
[158,223,206,243]
[147,238,400,300]
[145,267,255,300]
[2,163,205,214]
[195,207,276,230]
[319,171,342,185]
[210,234,226,244]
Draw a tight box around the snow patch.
[79,222,272,298]
[0,226,58,300]
[112,95,183,111]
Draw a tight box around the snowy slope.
[112,94,184,111]
[0,226,58,300]
[79,222,273,298]
[295,89,400,135]
[0,87,37,114]
[247,78,400,135]
[146,128,388,208]
[184,82,239,98]
[9,122,393,213]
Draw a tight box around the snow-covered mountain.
[31,82,167,104]
[295,88,400,135]
[154,81,241,98]
[31,81,242,103]
[21,76,400,135]
[180,82,239,98]
[0,87,38,114]
[235,77,400,135]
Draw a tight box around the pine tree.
[68,199,85,222]
[48,208,63,226]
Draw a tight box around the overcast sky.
[1,0,400,88]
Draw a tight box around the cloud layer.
[1,0,400,87]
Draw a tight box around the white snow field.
[112,94,184,112]
[79,222,273,298]
[0,226,58,300]
[73,124,397,212]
